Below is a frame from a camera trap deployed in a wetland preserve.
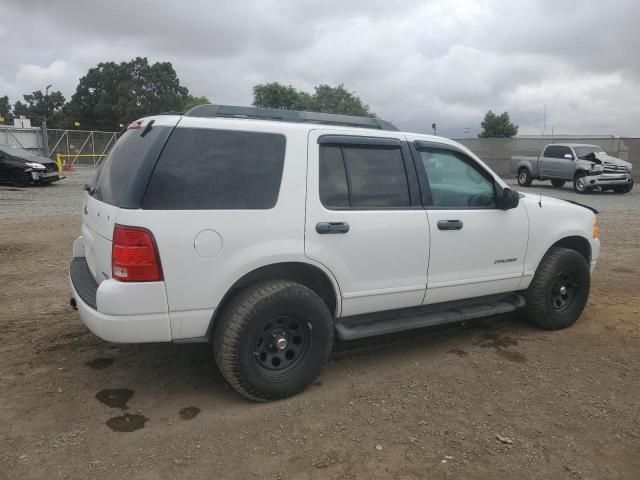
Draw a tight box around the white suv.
[70,104,600,401]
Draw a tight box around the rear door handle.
[437,219,463,231]
[316,222,350,234]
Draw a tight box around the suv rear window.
[92,126,172,207]
[142,128,286,210]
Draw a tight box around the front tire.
[551,179,566,188]
[573,173,589,194]
[9,169,29,188]
[213,280,334,401]
[523,247,590,330]
[517,168,533,187]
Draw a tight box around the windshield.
[0,145,42,159]
[574,146,606,159]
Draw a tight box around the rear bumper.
[584,173,632,187]
[69,255,172,343]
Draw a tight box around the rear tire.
[523,247,590,330]
[213,280,334,401]
[573,173,589,194]
[9,169,29,188]
[517,168,533,187]
[551,179,565,188]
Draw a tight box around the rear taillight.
[112,224,163,282]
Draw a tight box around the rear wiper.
[140,119,155,137]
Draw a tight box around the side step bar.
[335,293,525,341]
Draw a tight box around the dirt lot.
[1,169,639,480]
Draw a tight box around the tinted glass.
[319,145,349,208]
[556,146,573,159]
[418,148,496,208]
[342,146,410,208]
[93,126,171,206]
[143,128,286,210]
[544,146,571,159]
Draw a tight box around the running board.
[335,293,525,341]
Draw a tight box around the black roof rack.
[184,104,398,131]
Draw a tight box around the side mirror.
[564,153,574,160]
[499,187,519,210]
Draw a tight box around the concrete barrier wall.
[452,137,640,181]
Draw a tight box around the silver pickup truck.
[511,143,633,193]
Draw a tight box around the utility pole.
[432,122,437,135]
[42,84,52,157]
[543,104,547,136]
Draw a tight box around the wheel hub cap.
[252,316,309,372]
[551,271,579,312]
[274,335,288,351]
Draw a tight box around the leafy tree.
[65,57,190,129]
[310,84,373,117]
[181,95,211,111]
[253,82,311,110]
[252,82,373,117]
[0,95,13,122]
[11,90,66,126]
[478,110,518,138]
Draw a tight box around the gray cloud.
[1,0,638,137]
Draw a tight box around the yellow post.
[56,153,62,172]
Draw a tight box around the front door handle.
[437,219,463,231]
[316,222,350,234]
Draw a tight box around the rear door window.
[319,144,411,209]
[142,128,286,210]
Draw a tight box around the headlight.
[24,162,46,170]
[590,164,603,173]
[628,164,633,173]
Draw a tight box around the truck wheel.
[9,169,29,188]
[613,180,633,193]
[523,247,590,330]
[213,280,334,401]
[551,179,565,188]
[517,168,532,187]
[573,174,589,194]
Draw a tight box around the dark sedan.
[0,145,63,187]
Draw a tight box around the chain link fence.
[47,129,120,166]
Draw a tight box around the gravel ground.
[1,169,639,480]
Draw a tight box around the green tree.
[252,82,374,117]
[181,95,211,111]
[478,110,518,138]
[0,95,13,122]
[253,82,311,110]
[310,84,373,117]
[65,57,190,129]
[11,90,66,126]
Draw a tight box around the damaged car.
[0,145,63,187]
[511,143,633,193]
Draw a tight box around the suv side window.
[319,144,411,209]
[417,147,496,209]
[143,128,286,210]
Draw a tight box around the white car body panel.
[70,115,599,343]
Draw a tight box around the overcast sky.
[1,0,638,137]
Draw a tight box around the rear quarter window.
[142,128,286,210]
[93,126,173,207]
